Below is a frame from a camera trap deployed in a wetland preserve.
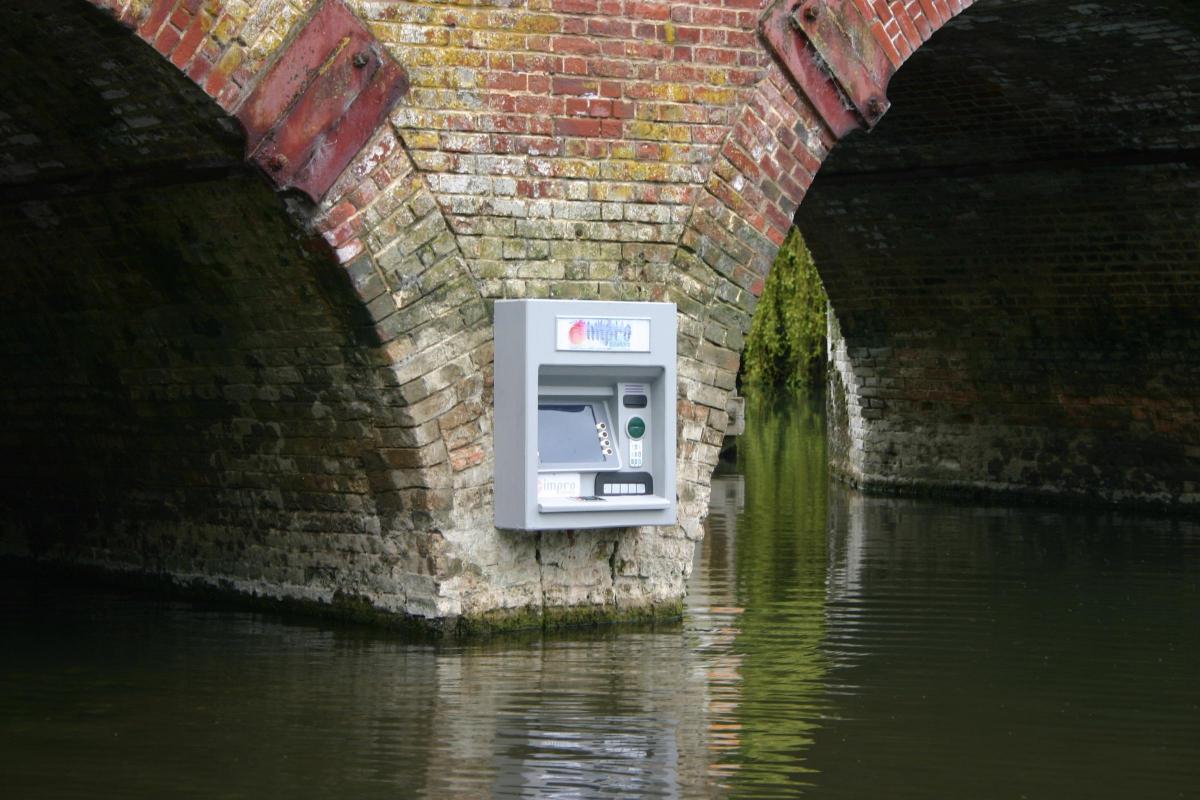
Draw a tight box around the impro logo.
[538,473,581,498]
[566,318,631,349]
[556,316,651,352]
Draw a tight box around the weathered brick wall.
[1,1,428,621]
[0,176,415,602]
[819,162,1200,506]
[803,0,1200,509]
[0,1,428,610]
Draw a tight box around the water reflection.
[709,398,832,796]
[0,586,716,799]
[818,489,1200,799]
[691,472,747,784]
[424,633,722,799]
[2,398,1199,798]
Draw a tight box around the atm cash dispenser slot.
[494,300,677,531]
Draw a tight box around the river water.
[2,400,1198,799]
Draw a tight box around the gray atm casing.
[494,299,677,530]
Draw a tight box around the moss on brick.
[450,598,685,637]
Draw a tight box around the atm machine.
[493,299,677,530]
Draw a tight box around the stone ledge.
[1,557,685,639]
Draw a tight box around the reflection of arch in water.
[705,398,833,791]
[698,474,745,594]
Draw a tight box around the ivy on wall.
[741,228,828,392]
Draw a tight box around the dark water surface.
[3,401,1198,798]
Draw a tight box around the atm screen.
[538,404,605,465]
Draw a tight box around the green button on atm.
[627,416,646,468]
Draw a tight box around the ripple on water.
[1,403,1198,798]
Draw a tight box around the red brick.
[514,96,562,115]
[629,2,672,20]
[485,72,526,91]
[552,0,598,12]
[186,54,212,84]
[551,35,600,56]
[153,24,181,56]
[873,20,904,67]
[895,10,922,49]
[911,9,934,40]
[170,13,209,68]
[587,19,632,38]
[555,117,603,137]
[551,76,597,96]
[566,98,614,117]
[137,0,175,39]
[321,201,358,232]
[202,74,230,108]
[214,81,241,111]
[561,56,589,75]
[611,101,635,119]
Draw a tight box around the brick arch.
[666,0,974,502]
[785,0,1200,509]
[0,0,500,624]
[673,0,973,278]
[711,0,997,493]
[88,0,518,547]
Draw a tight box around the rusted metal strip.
[236,0,408,202]
[761,0,896,137]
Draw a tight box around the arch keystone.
[234,0,410,202]
[761,0,898,136]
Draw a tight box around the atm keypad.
[629,440,643,468]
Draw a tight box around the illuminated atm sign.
[555,316,651,352]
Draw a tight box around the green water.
[2,400,1198,798]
